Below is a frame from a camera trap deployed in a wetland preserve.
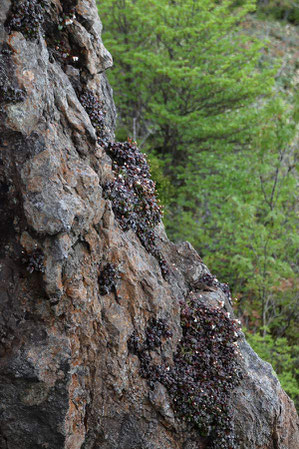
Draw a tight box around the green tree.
[199,97,298,334]
[99,0,298,332]
[98,0,299,403]
[257,0,299,24]
[99,0,275,157]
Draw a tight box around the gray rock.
[0,1,298,449]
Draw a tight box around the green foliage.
[99,0,298,405]
[257,0,299,24]
[99,0,275,156]
[245,329,299,407]
[146,152,174,211]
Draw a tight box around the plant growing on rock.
[145,318,173,350]
[79,89,106,140]
[22,248,45,274]
[79,87,169,278]
[129,295,242,449]
[5,0,45,40]
[169,296,242,448]
[194,273,232,304]
[98,262,119,295]
[104,140,169,277]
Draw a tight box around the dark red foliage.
[168,297,242,448]
[79,89,169,278]
[105,141,161,231]
[104,141,169,278]
[128,295,242,449]
[145,318,173,350]
[127,331,142,354]
[22,248,45,274]
[79,89,106,139]
[5,0,45,40]
[198,273,232,304]
[128,318,172,354]
[98,263,119,295]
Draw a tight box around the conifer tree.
[99,0,274,157]
[98,0,299,402]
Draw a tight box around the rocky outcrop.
[0,1,298,449]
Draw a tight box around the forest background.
[97,0,299,407]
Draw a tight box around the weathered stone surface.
[0,1,298,449]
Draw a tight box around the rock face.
[0,1,298,449]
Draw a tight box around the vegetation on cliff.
[99,0,298,406]
[129,300,243,448]
[1,1,298,447]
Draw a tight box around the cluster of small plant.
[57,9,76,31]
[49,39,72,64]
[5,0,45,40]
[145,318,173,350]
[128,320,165,352]
[46,7,81,65]
[169,296,242,448]
[128,318,172,380]
[79,89,106,140]
[197,273,232,303]
[104,141,160,229]
[104,140,169,278]
[78,88,169,278]
[98,262,119,295]
[45,16,82,67]
[128,296,243,449]
[22,248,45,274]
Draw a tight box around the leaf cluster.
[128,297,243,448]
[5,0,45,40]
[104,140,170,277]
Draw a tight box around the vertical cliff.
[0,1,298,448]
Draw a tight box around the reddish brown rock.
[0,1,298,449]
